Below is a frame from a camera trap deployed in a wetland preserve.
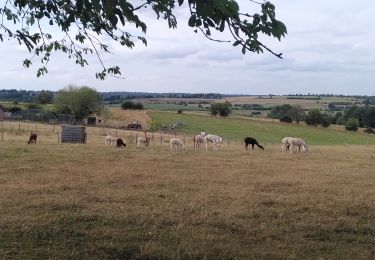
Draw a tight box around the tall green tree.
[268,104,293,119]
[305,109,323,127]
[54,85,102,119]
[1,1,286,79]
[211,101,232,117]
[36,90,54,104]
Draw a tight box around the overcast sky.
[1,0,374,95]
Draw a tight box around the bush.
[305,109,322,126]
[345,118,359,131]
[121,101,144,110]
[177,109,182,114]
[210,102,231,117]
[320,114,332,128]
[8,106,22,113]
[280,115,293,123]
[364,127,375,134]
[149,119,162,131]
[25,103,40,109]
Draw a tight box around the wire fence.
[0,119,246,148]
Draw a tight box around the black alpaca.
[116,138,126,148]
[244,137,264,150]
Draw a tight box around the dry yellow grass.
[107,108,151,128]
[0,128,374,259]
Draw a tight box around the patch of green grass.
[148,111,375,145]
[144,103,207,111]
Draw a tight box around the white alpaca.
[288,137,310,153]
[281,137,292,151]
[170,138,185,151]
[105,135,117,145]
[205,134,223,151]
[194,132,207,150]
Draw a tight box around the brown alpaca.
[27,133,38,144]
[136,130,150,147]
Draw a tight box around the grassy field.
[221,95,360,109]
[143,103,209,112]
[148,111,375,145]
[0,133,374,259]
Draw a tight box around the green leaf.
[92,0,101,11]
[188,14,196,27]
[233,40,241,46]
[76,0,83,13]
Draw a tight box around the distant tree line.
[102,92,223,103]
[268,104,375,132]
[0,89,54,103]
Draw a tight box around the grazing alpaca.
[194,131,207,150]
[27,133,37,144]
[137,130,150,147]
[288,137,310,153]
[281,137,292,151]
[205,134,223,151]
[116,138,126,148]
[244,137,264,150]
[170,138,185,151]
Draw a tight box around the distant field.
[140,95,362,112]
[144,103,209,111]
[221,95,360,110]
[148,111,375,145]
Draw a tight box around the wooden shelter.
[61,125,87,143]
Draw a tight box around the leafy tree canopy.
[36,90,54,104]
[54,85,102,119]
[211,101,231,117]
[0,0,286,79]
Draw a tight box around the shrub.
[25,103,40,109]
[121,101,144,110]
[345,118,359,131]
[336,116,345,125]
[177,109,182,114]
[305,109,322,126]
[320,114,332,128]
[364,127,375,134]
[210,102,231,117]
[280,115,293,123]
[149,119,162,131]
[8,106,22,113]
